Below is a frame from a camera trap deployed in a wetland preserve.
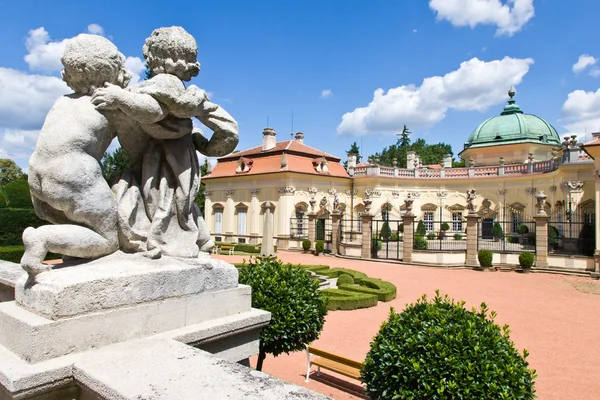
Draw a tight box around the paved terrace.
[216,251,600,400]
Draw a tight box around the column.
[204,191,213,235]
[250,188,260,244]
[277,186,294,250]
[534,215,549,268]
[361,213,373,259]
[402,213,415,263]
[465,212,480,268]
[225,189,234,242]
[308,213,317,251]
[331,211,342,255]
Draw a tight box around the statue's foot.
[21,259,52,277]
[199,240,215,253]
[141,248,162,259]
[21,227,51,276]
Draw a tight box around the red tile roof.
[218,140,341,161]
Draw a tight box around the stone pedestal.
[534,214,549,268]
[307,213,317,250]
[402,213,415,263]
[331,211,342,255]
[0,254,271,399]
[361,213,373,259]
[465,213,480,268]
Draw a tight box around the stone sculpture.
[21,27,239,276]
[466,189,476,213]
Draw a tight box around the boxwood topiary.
[548,226,559,249]
[427,232,436,240]
[314,240,324,254]
[413,235,428,250]
[478,249,493,268]
[302,239,311,252]
[440,222,450,232]
[338,277,397,302]
[453,233,462,240]
[416,220,426,236]
[508,234,520,244]
[362,291,537,400]
[317,268,367,283]
[516,223,529,235]
[519,252,535,269]
[492,222,503,239]
[336,273,354,286]
[321,289,378,311]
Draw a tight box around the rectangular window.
[214,211,223,234]
[237,210,247,235]
[452,212,462,232]
[357,213,363,233]
[424,212,434,232]
[238,238,246,244]
[511,212,520,233]
[296,212,304,236]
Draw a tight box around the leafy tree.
[371,137,453,168]
[0,178,33,209]
[0,159,23,184]
[416,220,426,236]
[452,158,466,168]
[194,158,211,216]
[101,147,132,184]
[362,292,536,400]
[238,257,327,371]
[491,222,503,239]
[344,142,362,168]
[144,62,153,80]
[380,221,392,241]
[397,124,411,147]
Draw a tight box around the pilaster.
[401,213,415,263]
[361,213,373,259]
[331,211,342,255]
[465,213,480,268]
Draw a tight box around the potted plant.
[518,252,534,273]
[439,222,450,239]
[314,240,324,256]
[477,249,493,270]
[516,223,529,245]
[302,239,311,253]
[491,222,503,242]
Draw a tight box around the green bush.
[338,277,397,302]
[453,233,463,240]
[519,252,535,269]
[336,273,354,285]
[321,289,378,311]
[302,239,311,252]
[0,178,34,209]
[440,222,450,232]
[508,235,520,244]
[314,240,324,254]
[372,238,382,251]
[317,268,367,283]
[548,226,559,249]
[478,249,493,268]
[413,236,428,250]
[0,208,46,246]
[398,223,404,233]
[390,232,399,241]
[238,257,327,371]
[362,292,537,400]
[516,224,529,235]
[416,220,426,236]
[297,264,330,273]
[426,232,436,240]
[0,245,60,263]
[492,222,503,238]
[380,221,392,241]
[214,242,262,254]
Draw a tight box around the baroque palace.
[203,89,599,273]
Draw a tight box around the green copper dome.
[462,88,561,151]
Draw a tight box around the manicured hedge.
[0,179,34,209]
[0,245,60,263]
[336,273,354,285]
[214,242,277,254]
[297,264,330,274]
[338,277,397,302]
[321,289,378,311]
[316,267,368,283]
[0,208,46,246]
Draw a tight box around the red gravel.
[215,252,600,400]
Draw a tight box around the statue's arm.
[192,100,239,157]
[92,84,168,124]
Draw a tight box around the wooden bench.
[220,244,236,255]
[211,245,220,254]
[305,345,363,382]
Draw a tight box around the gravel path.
[215,252,600,400]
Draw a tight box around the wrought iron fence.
[289,217,309,239]
[340,218,362,243]
[413,220,467,251]
[548,220,595,257]
[477,220,535,253]
[371,219,403,260]
[315,218,332,242]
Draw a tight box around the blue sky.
[1,0,600,170]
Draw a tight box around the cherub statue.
[466,189,476,213]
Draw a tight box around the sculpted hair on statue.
[143,26,201,81]
[61,34,131,94]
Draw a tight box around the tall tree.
[0,159,23,184]
[194,158,210,216]
[397,125,411,147]
[101,147,132,184]
[344,142,362,168]
[371,137,453,168]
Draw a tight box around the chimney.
[262,128,276,151]
[443,154,452,168]
[294,132,304,144]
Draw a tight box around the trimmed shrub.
[516,224,529,235]
[440,222,450,232]
[0,245,60,263]
[321,289,378,311]
[398,223,404,233]
[314,240,324,254]
[492,222,503,239]
[519,252,535,269]
[453,233,463,240]
[302,239,311,252]
[372,239,382,251]
[338,278,397,302]
[478,249,493,268]
[390,232,399,241]
[508,235,520,244]
[380,221,392,241]
[362,292,537,400]
[317,268,367,283]
[238,257,327,371]
[426,232,436,240]
[0,178,34,209]
[0,208,46,246]
[416,220,426,236]
[297,264,330,274]
[548,226,559,249]
[336,273,354,285]
[413,236,428,250]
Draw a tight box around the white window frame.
[452,212,462,232]
[214,209,223,234]
[237,209,247,235]
[424,212,434,232]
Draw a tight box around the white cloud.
[0,129,41,161]
[124,56,146,85]
[429,0,535,36]
[87,23,105,36]
[412,29,418,33]
[590,69,600,78]
[572,54,597,73]
[337,56,534,136]
[320,89,333,99]
[24,27,71,72]
[0,67,70,130]
[561,89,600,139]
